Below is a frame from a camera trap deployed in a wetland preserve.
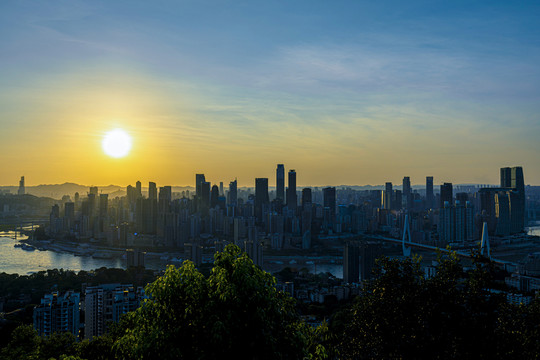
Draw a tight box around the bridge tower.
[402,214,412,257]
[480,222,490,259]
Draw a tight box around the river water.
[0,231,343,277]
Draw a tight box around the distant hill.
[0,183,196,200]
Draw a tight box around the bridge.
[368,215,517,269]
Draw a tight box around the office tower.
[287,170,297,211]
[394,190,402,211]
[148,182,157,200]
[383,182,393,210]
[64,202,75,231]
[255,178,269,221]
[440,183,453,208]
[465,201,475,240]
[211,185,220,208]
[276,164,285,201]
[99,194,108,217]
[302,188,312,208]
[135,181,142,198]
[228,179,237,205]
[219,182,224,196]
[402,176,411,209]
[89,186,98,196]
[85,284,143,340]
[500,167,512,188]
[426,176,434,209]
[196,174,206,199]
[323,187,336,220]
[455,201,466,242]
[18,176,25,195]
[33,291,80,338]
[501,166,525,230]
[200,182,210,208]
[439,201,455,243]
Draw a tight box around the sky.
[1,0,539,187]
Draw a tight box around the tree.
[113,244,314,359]
[332,252,529,359]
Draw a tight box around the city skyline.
[1,1,540,186]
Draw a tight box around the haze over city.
[1,0,540,186]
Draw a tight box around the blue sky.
[1,0,539,186]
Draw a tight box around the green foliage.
[113,244,313,359]
[331,252,536,359]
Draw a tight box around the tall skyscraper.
[383,182,393,210]
[228,179,237,205]
[276,164,285,201]
[219,181,224,196]
[255,178,269,221]
[135,181,142,198]
[402,176,411,209]
[301,188,312,209]
[287,170,297,211]
[426,176,434,209]
[501,166,525,229]
[211,185,220,208]
[18,176,25,195]
[195,174,205,199]
[323,187,336,220]
[440,183,453,208]
[148,182,157,200]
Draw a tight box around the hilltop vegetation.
[2,246,540,359]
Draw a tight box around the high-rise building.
[34,291,80,338]
[287,170,297,211]
[148,182,157,200]
[195,174,205,199]
[211,185,220,208]
[323,187,336,221]
[402,176,411,209]
[219,182,224,196]
[276,164,285,202]
[383,182,393,210]
[439,201,455,243]
[426,176,434,209]
[85,284,143,340]
[501,166,525,230]
[343,242,360,284]
[440,183,453,208]
[301,188,312,209]
[135,181,142,198]
[18,176,25,195]
[228,179,237,206]
[255,178,269,221]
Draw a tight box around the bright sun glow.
[102,129,132,158]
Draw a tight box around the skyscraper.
[383,182,392,210]
[501,166,525,230]
[18,176,25,195]
[148,182,157,200]
[287,169,297,211]
[323,187,336,221]
[195,174,205,199]
[276,164,285,202]
[301,188,312,209]
[228,179,237,206]
[426,176,434,209]
[255,178,269,222]
[440,183,453,208]
[402,176,411,209]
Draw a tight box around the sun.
[102,129,132,158]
